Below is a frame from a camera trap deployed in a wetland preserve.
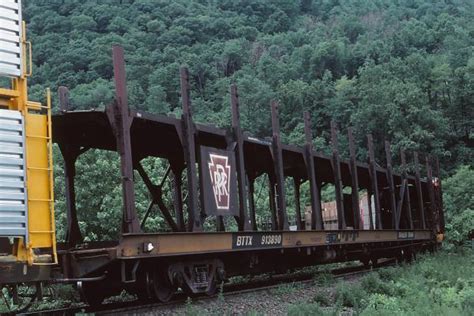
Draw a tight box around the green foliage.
[443,165,474,245]
[184,296,202,316]
[360,273,396,296]
[335,282,367,308]
[287,302,326,316]
[271,282,302,295]
[313,291,331,307]
[358,250,474,315]
[313,271,334,286]
[28,1,472,239]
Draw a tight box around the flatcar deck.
[117,229,432,258]
[63,229,433,279]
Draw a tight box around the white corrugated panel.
[0,0,22,77]
[0,109,28,240]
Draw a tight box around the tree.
[443,166,474,245]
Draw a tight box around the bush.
[377,267,398,282]
[334,283,367,308]
[358,249,474,315]
[360,273,395,296]
[443,165,474,245]
[313,291,331,307]
[271,282,302,295]
[314,272,334,286]
[362,293,402,313]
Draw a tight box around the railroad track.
[19,259,396,315]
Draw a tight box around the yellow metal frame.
[1,22,57,265]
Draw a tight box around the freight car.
[0,3,444,306]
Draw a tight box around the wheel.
[403,249,415,263]
[77,281,105,306]
[133,270,154,302]
[205,279,217,296]
[152,267,176,302]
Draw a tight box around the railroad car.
[0,2,445,306]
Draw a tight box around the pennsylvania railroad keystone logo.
[208,154,231,209]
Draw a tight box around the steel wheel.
[152,268,176,302]
[133,269,154,302]
[77,281,105,306]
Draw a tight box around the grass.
[313,270,335,286]
[287,247,473,315]
[313,291,331,307]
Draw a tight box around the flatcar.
[0,3,444,306]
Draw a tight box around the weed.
[313,291,331,306]
[271,282,301,295]
[314,272,334,286]
[184,296,201,316]
[360,273,394,296]
[217,281,225,303]
[334,282,367,308]
[377,267,398,282]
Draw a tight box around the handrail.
[25,41,32,77]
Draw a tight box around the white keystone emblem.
[208,153,231,209]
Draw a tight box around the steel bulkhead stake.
[348,127,361,230]
[400,150,414,229]
[331,121,346,230]
[180,67,202,232]
[433,156,445,233]
[425,155,438,232]
[110,45,140,234]
[230,84,252,231]
[384,141,398,230]
[303,111,323,230]
[367,134,382,229]
[270,101,289,230]
[413,152,426,229]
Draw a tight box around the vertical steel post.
[331,121,346,229]
[414,152,426,229]
[247,176,258,231]
[216,214,225,231]
[434,156,445,233]
[367,189,374,230]
[384,141,398,230]
[110,45,140,234]
[303,111,323,230]
[426,156,437,231]
[271,101,289,230]
[400,150,414,229]
[293,177,303,230]
[231,85,251,231]
[58,86,70,112]
[58,86,83,246]
[367,134,382,229]
[348,127,361,229]
[268,177,279,230]
[180,67,202,232]
[58,145,83,247]
[171,166,186,231]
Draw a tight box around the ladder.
[24,92,57,265]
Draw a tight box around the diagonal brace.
[135,163,178,231]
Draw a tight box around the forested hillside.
[22,1,473,240]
